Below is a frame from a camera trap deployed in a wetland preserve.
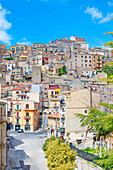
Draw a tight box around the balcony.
[61,114,65,118]
[24,115,31,119]
[15,108,21,111]
[15,116,20,119]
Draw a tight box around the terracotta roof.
[22,89,29,92]
[41,82,49,84]
[48,112,59,118]
[12,88,23,91]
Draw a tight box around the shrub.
[44,138,77,170]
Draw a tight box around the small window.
[85,56,87,58]
[85,110,87,113]
[26,104,29,109]
[81,56,83,58]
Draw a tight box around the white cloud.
[0,30,12,45]
[0,3,12,45]
[85,7,102,20]
[107,1,113,6]
[99,12,113,23]
[17,38,32,46]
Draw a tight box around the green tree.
[76,104,113,157]
[44,138,77,170]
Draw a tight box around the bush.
[43,137,77,170]
[42,136,56,152]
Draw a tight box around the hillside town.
[0,36,113,169]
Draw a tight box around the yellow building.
[91,54,102,70]
[19,51,29,61]
[48,85,60,99]
[0,101,7,169]
[10,44,27,56]
[11,93,40,132]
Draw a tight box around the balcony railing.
[15,116,20,119]
[24,116,31,119]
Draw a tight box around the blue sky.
[0,0,113,49]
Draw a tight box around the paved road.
[7,130,48,170]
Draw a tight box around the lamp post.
[55,102,58,138]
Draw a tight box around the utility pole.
[55,102,57,138]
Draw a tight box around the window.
[17,105,19,110]
[12,48,15,50]
[17,119,19,124]
[89,64,91,66]
[17,112,19,117]
[16,47,19,49]
[81,64,83,67]
[16,51,20,53]
[17,67,20,70]
[85,56,87,58]
[17,72,20,74]
[21,47,24,50]
[16,76,19,78]
[26,113,29,117]
[51,91,53,96]
[98,56,100,59]
[81,59,83,62]
[94,56,95,58]
[89,60,91,63]
[16,91,19,94]
[85,60,87,62]
[75,59,77,62]
[26,104,29,109]
[85,110,87,113]
[89,56,91,58]
[81,56,83,58]
[26,119,29,124]
[75,55,77,58]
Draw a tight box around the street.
[7,130,49,170]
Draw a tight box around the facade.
[32,66,41,83]
[11,97,40,132]
[10,44,27,56]
[65,88,100,148]
[0,102,7,169]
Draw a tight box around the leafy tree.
[58,66,67,76]
[43,138,77,170]
[76,105,113,158]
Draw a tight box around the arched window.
[26,113,29,117]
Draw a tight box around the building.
[0,101,7,169]
[10,44,27,57]
[0,44,7,62]
[11,93,40,132]
[65,88,100,148]
[32,66,41,83]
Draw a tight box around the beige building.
[65,88,100,148]
[10,92,40,132]
[0,101,7,169]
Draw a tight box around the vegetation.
[94,150,113,170]
[76,103,113,169]
[43,137,77,170]
[58,66,67,76]
[6,57,14,60]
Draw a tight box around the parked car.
[18,129,24,133]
